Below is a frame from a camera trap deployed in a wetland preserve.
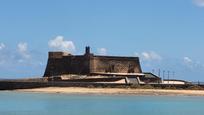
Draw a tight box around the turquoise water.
[0,91,204,115]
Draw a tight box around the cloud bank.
[48,36,75,52]
[0,42,45,78]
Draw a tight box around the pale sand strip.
[16,87,204,96]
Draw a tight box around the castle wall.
[63,56,90,75]
[44,58,65,76]
[90,56,142,73]
[44,53,91,77]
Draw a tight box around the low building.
[141,72,162,84]
[163,79,188,85]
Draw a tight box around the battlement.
[49,52,72,58]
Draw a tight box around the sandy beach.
[16,87,204,96]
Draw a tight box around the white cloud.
[183,56,204,69]
[48,36,75,52]
[17,42,31,59]
[0,43,5,50]
[0,42,45,78]
[183,57,194,69]
[97,48,107,55]
[193,0,204,7]
[183,57,192,64]
[135,51,162,61]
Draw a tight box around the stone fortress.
[43,46,161,84]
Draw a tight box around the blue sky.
[0,0,204,81]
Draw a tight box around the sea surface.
[0,91,204,115]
